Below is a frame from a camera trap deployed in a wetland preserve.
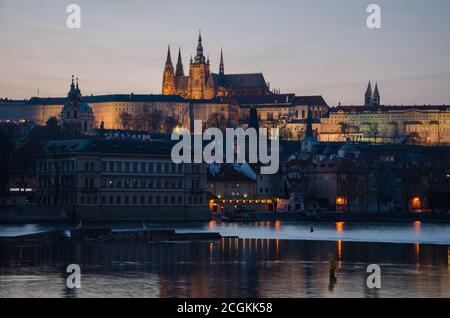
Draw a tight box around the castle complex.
[0,33,450,146]
[162,33,271,99]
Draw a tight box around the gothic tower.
[162,46,176,95]
[373,82,380,106]
[365,81,373,106]
[219,48,225,76]
[188,32,215,99]
[176,48,184,77]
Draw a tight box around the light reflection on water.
[0,238,449,298]
[1,221,450,244]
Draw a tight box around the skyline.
[1,0,450,105]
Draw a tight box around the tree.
[117,111,134,130]
[147,109,164,134]
[368,123,380,143]
[42,117,62,139]
[164,115,181,134]
[296,128,306,141]
[0,132,14,198]
[13,135,42,194]
[339,122,352,139]
[277,121,291,140]
[207,112,227,131]
[404,132,421,146]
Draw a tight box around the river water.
[0,221,449,298]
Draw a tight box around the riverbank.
[1,205,449,224]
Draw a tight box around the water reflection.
[0,238,449,298]
[2,221,450,245]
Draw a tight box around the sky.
[1,0,450,106]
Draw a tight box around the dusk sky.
[1,0,450,106]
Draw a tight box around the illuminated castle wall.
[0,95,240,130]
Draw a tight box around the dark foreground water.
[0,237,449,298]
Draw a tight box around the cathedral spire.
[176,48,184,76]
[373,82,380,106]
[365,81,373,106]
[194,31,206,64]
[165,45,173,66]
[219,48,225,75]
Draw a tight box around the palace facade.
[319,85,450,145]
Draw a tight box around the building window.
[124,196,129,204]
[102,196,106,204]
[140,196,145,205]
[148,196,153,204]
[132,196,137,204]
[109,196,114,204]
[156,196,161,204]
[116,196,121,204]
[164,196,168,204]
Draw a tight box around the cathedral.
[364,81,381,107]
[162,32,271,99]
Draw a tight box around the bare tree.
[339,122,352,139]
[404,132,421,146]
[14,135,42,194]
[368,123,380,143]
[117,111,134,130]
[208,112,227,131]
[147,109,164,134]
[0,131,14,199]
[164,115,181,135]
